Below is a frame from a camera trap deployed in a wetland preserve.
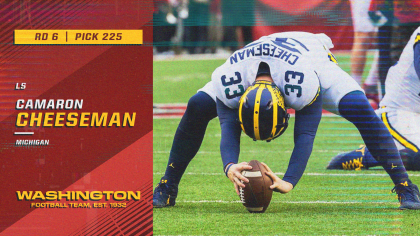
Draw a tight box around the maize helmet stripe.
[272,111,285,139]
[275,122,285,137]
[239,83,259,133]
[253,84,265,140]
[266,85,278,139]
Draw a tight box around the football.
[239,160,273,213]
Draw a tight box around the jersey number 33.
[221,72,245,99]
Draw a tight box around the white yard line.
[153,103,340,119]
[153,149,347,154]
[153,172,420,177]
[178,200,397,205]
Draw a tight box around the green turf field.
[153,54,420,235]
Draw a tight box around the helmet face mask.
[238,80,289,142]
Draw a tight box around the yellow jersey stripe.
[328,53,338,64]
[415,34,420,45]
[253,85,265,140]
[381,112,419,152]
[307,87,320,107]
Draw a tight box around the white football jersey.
[380,27,420,113]
[212,32,337,111]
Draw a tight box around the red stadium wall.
[253,0,354,50]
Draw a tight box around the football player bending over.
[154,31,420,210]
[327,27,420,172]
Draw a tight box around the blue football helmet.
[238,80,289,141]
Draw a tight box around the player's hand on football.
[226,162,252,195]
[261,162,293,194]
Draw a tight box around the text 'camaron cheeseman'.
[15,99,136,127]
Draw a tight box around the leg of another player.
[327,147,420,171]
[351,31,375,85]
[326,145,380,170]
[363,48,380,106]
[338,91,420,209]
[349,0,377,85]
[338,91,409,184]
[153,92,217,207]
[400,149,420,171]
[328,107,420,170]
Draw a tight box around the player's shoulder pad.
[414,30,420,48]
[315,33,334,49]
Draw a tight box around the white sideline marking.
[153,172,420,177]
[154,149,348,154]
[178,200,397,205]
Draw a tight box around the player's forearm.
[283,137,315,186]
[220,121,241,168]
[216,99,242,169]
[283,93,322,186]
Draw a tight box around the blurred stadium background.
[153,0,354,55]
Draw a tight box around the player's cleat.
[153,178,178,208]
[326,146,366,170]
[392,182,420,210]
